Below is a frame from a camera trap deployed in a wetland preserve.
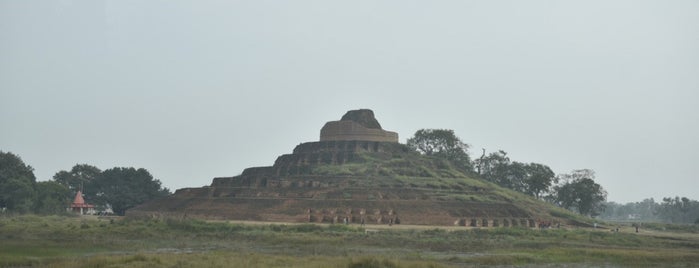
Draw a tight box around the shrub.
[290,224,323,233]
[347,257,398,268]
[328,224,356,233]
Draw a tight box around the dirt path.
[598,224,699,240]
[210,219,699,242]
[211,219,521,232]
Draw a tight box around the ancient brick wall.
[128,109,559,226]
[320,121,398,143]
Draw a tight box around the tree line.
[0,151,170,216]
[5,129,695,222]
[407,129,608,217]
[599,197,699,224]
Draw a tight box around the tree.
[0,151,37,213]
[35,181,71,214]
[503,161,529,193]
[475,150,512,186]
[91,167,170,215]
[598,198,661,221]
[475,150,556,198]
[407,129,473,171]
[53,164,101,195]
[656,196,699,223]
[523,163,556,199]
[551,169,607,216]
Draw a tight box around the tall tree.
[551,169,607,216]
[53,164,101,195]
[0,151,37,213]
[91,167,170,215]
[475,150,518,189]
[476,150,512,187]
[407,129,473,171]
[476,151,556,198]
[523,163,556,199]
[504,161,528,192]
[35,181,71,214]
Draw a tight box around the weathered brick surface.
[128,109,551,226]
[320,121,398,142]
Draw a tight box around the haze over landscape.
[2,1,697,203]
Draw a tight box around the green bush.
[327,224,357,233]
[421,228,446,236]
[292,224,323,233]
[347,257,398,268]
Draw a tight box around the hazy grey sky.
[2,1,697,203]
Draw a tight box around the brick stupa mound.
[129,109,573,227]
[320,109,398,142]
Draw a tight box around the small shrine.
[69,190,96,215]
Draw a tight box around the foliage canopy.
[552,169,607,216]
[91,167,170,215]
[53,164,101,195]
[0,151,37,213]
[476,150,555,199]
[407,129,473,171]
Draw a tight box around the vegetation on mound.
[306,147,592,225]
[1,215,698,267]
[311,145,468,179]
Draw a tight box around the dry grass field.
[1,215,698,267]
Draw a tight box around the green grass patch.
[642,222,699,233]
[1,215,698,267]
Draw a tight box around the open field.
[1,215,698,267]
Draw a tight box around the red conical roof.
[70,190,94,208]
[73,190,86,204]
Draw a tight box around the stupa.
[129,109,559,227]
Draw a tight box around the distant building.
[68,190,96,215]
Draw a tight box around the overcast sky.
[1,1,697,203]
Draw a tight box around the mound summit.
[129,109,569,227]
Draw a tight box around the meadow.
[1,215,698,267]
